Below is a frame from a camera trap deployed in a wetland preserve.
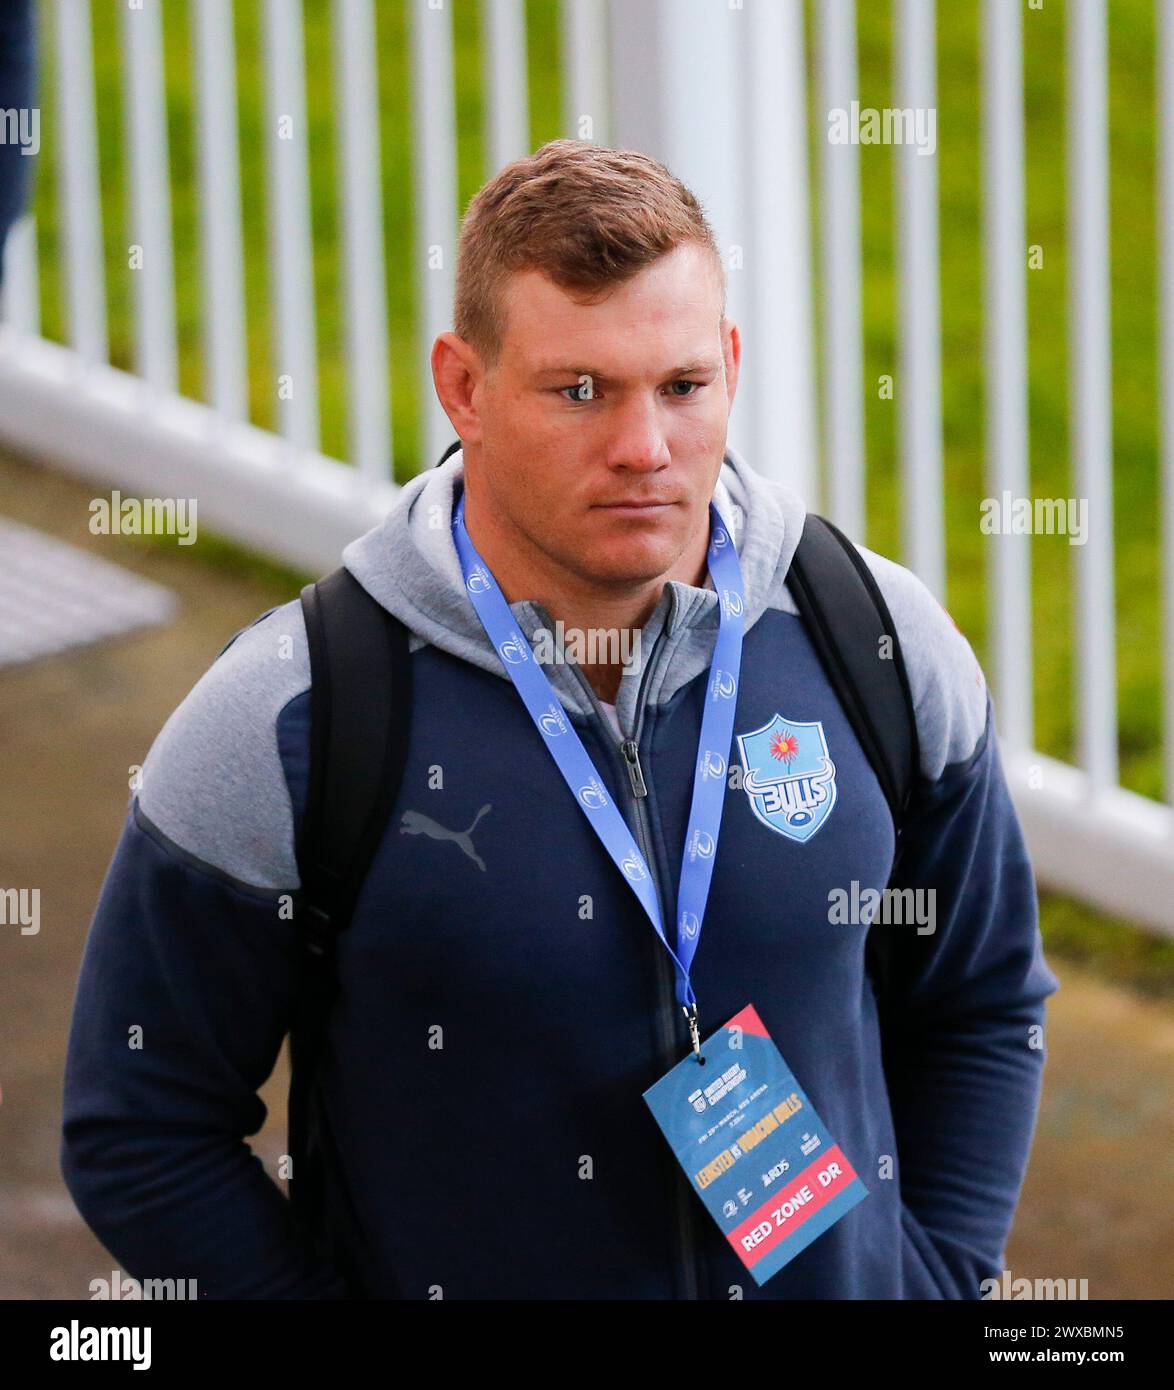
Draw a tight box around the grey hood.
[342,443,807,731]
[137,441,986,894]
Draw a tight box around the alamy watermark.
[0,886,39,935]
[981,1270,1090,1300]
[980,492,1088,546]
[89,491,198,546]
[827,101,936,157]
[50,1321,151,1370]
[88,1269,198,1301]
[0,107,39,156]
[827,880,936,935]
[528,621,642,672]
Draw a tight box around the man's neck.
[461,488,712,705]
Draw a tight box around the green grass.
[26,0,1171,988]
[1039,892,1174,1002]
[126,524,315,597]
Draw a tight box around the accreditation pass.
[643,1003,868,1286]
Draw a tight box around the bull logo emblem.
[736,714,837,843]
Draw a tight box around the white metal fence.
[0,0,1171,935]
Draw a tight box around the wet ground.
[1,450,1170,1300]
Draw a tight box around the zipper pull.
[684,1003,703,1062]
[621,738,648,797]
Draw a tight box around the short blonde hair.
[454,139,726,370]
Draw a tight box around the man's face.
[465,241,739,589]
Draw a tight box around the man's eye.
[556,380,703,402]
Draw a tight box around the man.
[61,139,1059,1299]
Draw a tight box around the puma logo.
[399,805,492,872]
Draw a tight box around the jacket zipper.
[563,590,705,1301]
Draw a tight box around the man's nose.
[606,394,672,471]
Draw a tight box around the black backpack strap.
[287,566,412,1293]
[787,513,920,1004]
[297,566,413,938]
[787,512,919,829]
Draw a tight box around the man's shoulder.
[136,597,312,891]
[846,541,990,783]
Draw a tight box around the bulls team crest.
[736,714,837,843]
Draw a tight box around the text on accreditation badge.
[643,1003,869,1286]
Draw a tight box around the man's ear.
[722,318,741,409]
[432,331,485,445]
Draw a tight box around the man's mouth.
[594,500,677,513]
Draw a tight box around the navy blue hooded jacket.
[60,445,1060,1299]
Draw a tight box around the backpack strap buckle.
[299,900,335,958]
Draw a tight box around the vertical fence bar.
[482,0,529,174]
[263,0,319,451]
[1067,0,1117,791]
[409,0,458,470]
[894,0,945,600]
[609,2,752,477]
[333,0,392,479]
[2,215,40,337]
[53,0,107,367]
[1160,0,1174,805]
[817,0,865,539]
[741,0,816,499]
[120,0,177,394]
[561,0,609,145]
[981,0,1032,751]
[192,0,247,422]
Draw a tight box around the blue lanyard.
[452,490,746,1058]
